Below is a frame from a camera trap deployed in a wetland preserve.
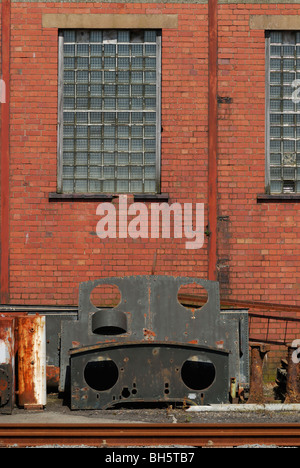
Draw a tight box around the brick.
[2,3,300,382]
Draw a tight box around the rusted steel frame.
[1,424,300,447]
[208,0,218,281]
[249,313,300,346]
[247,344,270,404]
[0,0,11,304]
[285,344,300,404]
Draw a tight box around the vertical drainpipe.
[208,0,218,281]
[0,0,10,304]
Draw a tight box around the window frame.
[265,30,271,193]
[57,29,162,195]
[265,30,300,195]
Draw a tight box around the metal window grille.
[266,31,300,194]
[57,30,161,194]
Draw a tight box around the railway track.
[0,423,300,447]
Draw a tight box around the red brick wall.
[8,2,209,305]
[218,4,300,307]
[3,2,300,379]
[217,3,300,379]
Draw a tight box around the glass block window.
[58,30,161,194]
[266,31,300,194]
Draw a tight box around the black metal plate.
[70,341,229,409]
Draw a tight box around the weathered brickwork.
[2,1,300,379]
[217,3,300,377]
[7,2,208,305]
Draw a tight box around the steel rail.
[0,423,300,447]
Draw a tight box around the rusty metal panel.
[43,312,77,368]
[70,342,229,409]
[0,317,15,414]
[42,311,77,389]
[17,315,46,409]
[0,310,72,391]
[220,311,249,390]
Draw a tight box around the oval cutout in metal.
[84,359,119,391]
[181,356,216,391]
[177,282,208,311]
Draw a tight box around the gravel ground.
[67,406,300,424]
[2,391,298,425]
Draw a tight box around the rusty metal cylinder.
[285,343,300,404]
[92,309,127,335]
[247,344,270,404]
[17,315,46,409]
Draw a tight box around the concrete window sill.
[257,194,300,203]
[48,193,169,202]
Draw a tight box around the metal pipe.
[0,0,11,304]
[208,0,218,281]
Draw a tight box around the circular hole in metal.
[121,387,131,398]
[181,356,216,391]
[177,282,208,311]
[92,309,127,335]
[84,359,119,391]
[90,284,121,309]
